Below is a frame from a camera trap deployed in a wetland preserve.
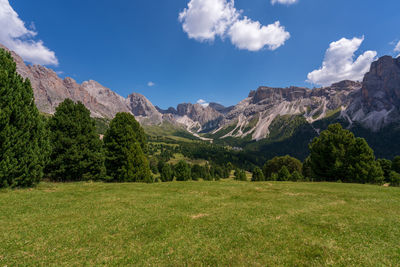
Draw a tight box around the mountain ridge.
[2,43,400,144]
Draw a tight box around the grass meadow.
[1,181,399,266]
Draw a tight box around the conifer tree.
[175,160,191,181]
[160,164,174,182]
[0,48,49,188]
[308,123,384,183]
[104,112,152,182]
[46,99,105,181]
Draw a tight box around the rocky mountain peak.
[362,56,400,110]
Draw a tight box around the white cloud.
[197,99,209,107]
[179,0,238,41]
[395,41,400,58]
[271,0,298,5]
[147,81,155,87]
[228,19,290,51]
[307,37,377,86]
[179,0,290,51]
[0,0,58,65]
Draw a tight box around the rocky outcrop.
[3,42,400,141]
[345,56,400,131]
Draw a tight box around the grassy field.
[1,181,400,266]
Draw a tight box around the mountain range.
[2,43,400,158]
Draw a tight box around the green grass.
[1,181,400,266]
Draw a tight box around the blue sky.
[2,0,400,108]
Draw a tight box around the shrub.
[290,171,304,182]
[392,156,400,174]
[160,164,174,182]
[234,169,247,181]
[278,166,291,181]
[378,159,392,183]
[263,155,302,180]
[251,167,265,182]
[389,171,400,187]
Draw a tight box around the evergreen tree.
[0,48,49,188]
[175,160,191,181]
[46,99,105,181]
[191,164,205,181]
[251,167,265,182]
[392,156,400,174]
[308,123,384,184]
[378,159,392,182]
[104,112,152,183]
[160,164,174,182]
[278,166,291,181]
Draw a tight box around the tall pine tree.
[103,112,152,183]
[46,99,106,181]
[0,48,49,188]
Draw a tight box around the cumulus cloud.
[395,41,400,58]
[197,99,209,107]
[0,0,58,65]
[271,0,298,5]
[179,0,290,51]
[307,37,377,86]
[229,19,290,51]
[147,81,155,87]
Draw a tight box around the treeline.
[0,48,152,187]
[251,124,400,187]
[1,48,400,188]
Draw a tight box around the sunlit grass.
[1,181,399,266]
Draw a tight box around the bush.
[234,169,247,181]
[263,155,302,180]
[160,164,174,182]
[392,156,400,174]
[46,99,105,182]
[104,113,152,183]
[378,159,392,183]
[389,171,400,187]
[290,171,304,182]
[175,161,191,181]
[0,48,49,188]
[251,167,265,182]
[278,166,291,181]
[308,124,384,184]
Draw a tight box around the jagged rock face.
[82,80,131,117]
[216,81,360,140]
[362,56,400,109]
[1,43,163,122]
[345,56,400,131]
[3,42,400,141]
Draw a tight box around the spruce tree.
[46,99,105,181]
[0,48,49,188]
[103,112,152,183]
